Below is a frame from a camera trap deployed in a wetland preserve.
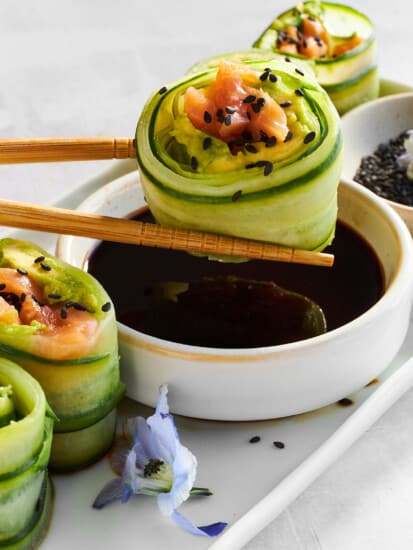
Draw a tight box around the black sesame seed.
[203,111,212,123]
[0,291,20,309]
[246,111,251,120]
[20,292,26,302]
[266,136,277,147]
[225,106,236,114]
[251,103,261,113]
[304,131,316,144]
[245,143,258,154]
[259,71,269,81]
[60,307,68,319]
[242,130,253,141]
[249,436,261,444]
[34,255,45,263]
[73,302,87,311]
[273,441,285,449]
[284,57,291,62]
[17,268,28,276]
[48,293,62,300]
[269,73,278,83]
[245,163,257,169]
[216,108,224,122]
[158,86,167,95]
[284,130,293,143]
[264,162,273,176]
[256,160,267,167]
[243,94,256,104]
[101,302,111,312]
[280,101,292,108]
[40,262,51,271]
[295,68,305,76]
[0,283,5,291]
[337,397,354,407]
[203,137,212,150]
[295,88,305,97]
[191,156,198,170]
[232,190,242,202]
[257,97,266,107]
[65,301,75,308]
[224,114,232,126]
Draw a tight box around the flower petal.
[157,443,197,516]
[122,448,145,497]
[92,478,124,509]
[108,436,130,476]
[147,387,179,463]
[133,416,160,461]
[170,510,227,537]
[155,384,169,416]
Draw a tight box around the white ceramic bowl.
[56,172,413,420]
[341,91,413,233]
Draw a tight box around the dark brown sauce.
[87,211,383,348]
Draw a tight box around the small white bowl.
[341,91,413,233]
[56,173,413,421]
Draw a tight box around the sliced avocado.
[0,238,110,318]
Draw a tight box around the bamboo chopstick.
[0,199,334,267]
[0,138,136,163]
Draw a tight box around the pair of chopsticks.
[0,138,334,268]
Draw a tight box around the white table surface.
[1,1,413,548]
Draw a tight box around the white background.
[1,1,413,548]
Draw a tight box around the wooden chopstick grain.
[0,198,334,267]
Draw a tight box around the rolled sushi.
[136,52,342,251]
[253,1,379,114]
[0,238,124,471]
[0,358,54,549]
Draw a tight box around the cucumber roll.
[253,2,379,114]
[136,53,342,251]
[0,358,54,549]
[0,238,124,472]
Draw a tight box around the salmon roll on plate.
[136,52,342,252]
[0,358,54,549]
[253,1,379,114]
[0,238,124,472]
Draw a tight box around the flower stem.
[190,487,213,496]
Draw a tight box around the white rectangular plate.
[3,79,413,550]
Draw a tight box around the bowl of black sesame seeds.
[341,92,413,234]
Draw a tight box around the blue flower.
[93,385,227,538]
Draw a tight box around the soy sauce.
[87,212,383,348]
